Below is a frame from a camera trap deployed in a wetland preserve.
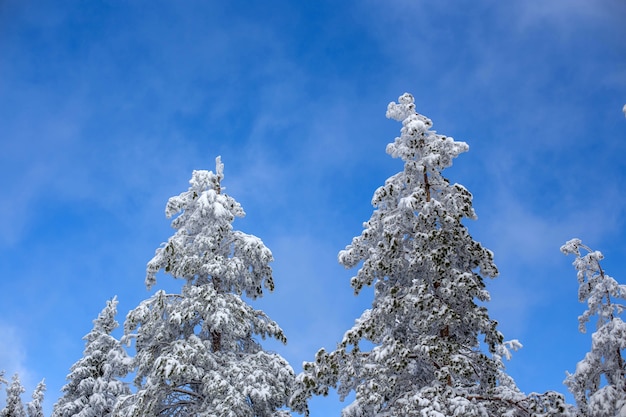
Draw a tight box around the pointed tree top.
[385,92,468,169]
[215,155,224,187]
[90,295,119,337]
[186,155,224,198]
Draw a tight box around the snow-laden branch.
[562,239,626,416]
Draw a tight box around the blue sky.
[1,0,625,415]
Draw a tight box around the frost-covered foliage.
[116,157,294,417]
[1,374,26,417]
[291,93,569,417]
[561,239,626,416]
[52,296,131,417]
[26,380,45,417]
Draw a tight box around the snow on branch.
[562,238,626,416]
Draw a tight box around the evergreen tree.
[291,93,568,416]
[0,371,6,403]
[26,380,45,417]
[52,296,131,417]
[561,239,626,416]
[115,157,294,417]
[1,374,26,417]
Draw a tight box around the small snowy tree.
[1,374,26,417]
[291,93,569,416]
[561,239,626,416]
[115,157,294,417]
[26,380,45,417]
[0,372,6,402]
[52,296,131,417]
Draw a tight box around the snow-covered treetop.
[88,295,120,339]
[145,156,274,299]
[291,93,540,417]
[339,93,496,295]
[118,157,294,417]
[561,239,626,415]
[52,295,130,417]
[26,380,45,417]
[385,93,469,173]
[561,238,626,333]
[2,374,26,417]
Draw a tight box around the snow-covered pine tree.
[291,93,569,417]
[26,380,45,417]
[115,157,294,417]
[0,371,6,403]
[561,239,626,416]
[52,296,131,417]
[1,374,26,417]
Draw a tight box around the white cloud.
[513,0,622,34]
[0,321,35,404]
[0,322,27,374]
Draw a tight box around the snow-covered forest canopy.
[2,94,624,416]
[2,1,625,416]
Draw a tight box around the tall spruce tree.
[52,296,131,417]
[115,157,294,417]
[291,93,568,416]
[561,239,626,416]
[1,374,26,417]
[26,380,45,417]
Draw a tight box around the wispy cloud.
[1,1,624,415]
[512,0,625,35]
[0,322,37,404]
